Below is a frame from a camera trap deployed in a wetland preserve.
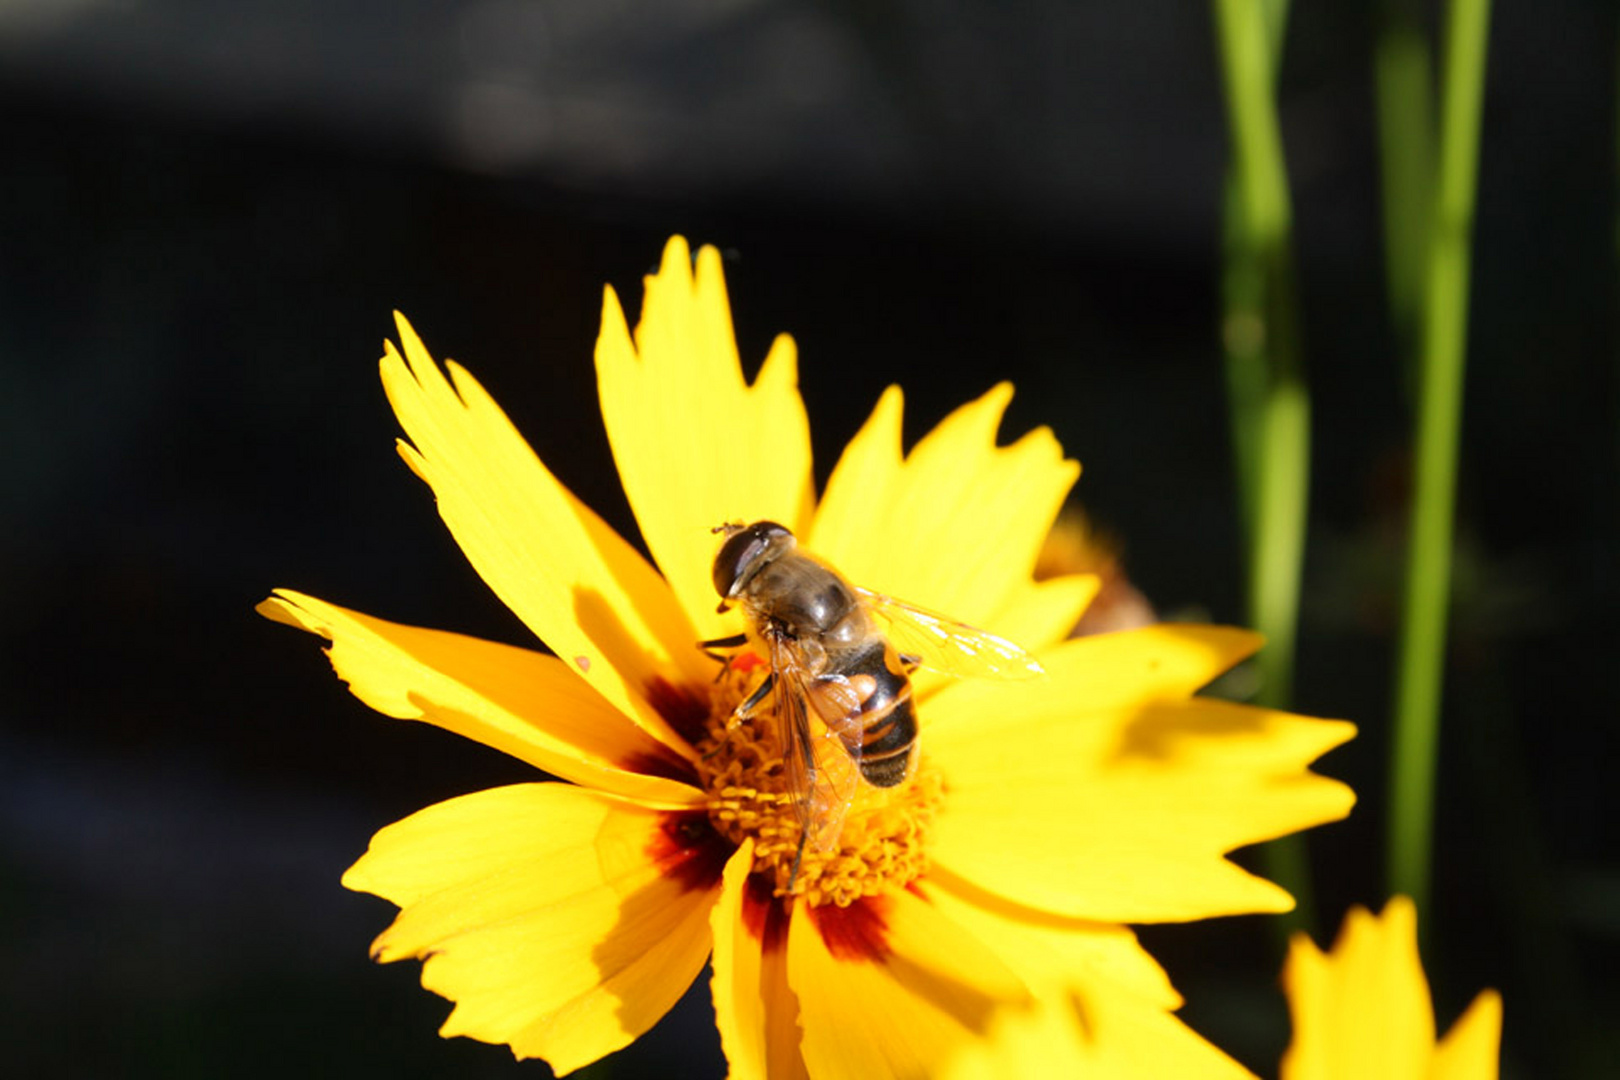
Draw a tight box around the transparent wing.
[855,587,1045,681]
[769,636,860,854]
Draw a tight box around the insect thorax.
[748,554,865,642]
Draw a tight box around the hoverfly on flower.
[705,519,1044,886]
[260,237,1357,1079]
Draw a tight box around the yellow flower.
[1282,897,1503,1080]
[260,237,1356,1078]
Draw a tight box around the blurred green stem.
[1213,0,1314,936]
[1375,0,1435,370]
[1387,0,1491,921]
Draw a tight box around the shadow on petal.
[588,812,733,1035]
[1110,701,1275,762]
[573,586,714,751]
[1108,697,1354,768]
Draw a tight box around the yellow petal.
[1067,981,1258,1080]
[258,590,704,807]
[1431,989,1502,1080]
[941,994,1097,1080]
[808,384,1081,642]
[786,887,1030,1079]
[380,313,710,752]
[925,874,1256,1080]
[709,840,808,1080]
[596,237,816,640]
[925,629,1356,921]
[973,574,1101,668]
[947,982,1259,1080]
[918,870,1179,1009]
[929,622,1266,718]
[1281,898,1503,1080]
[344,784,729,1076]
[1280,897,1435,1080]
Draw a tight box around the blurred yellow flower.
[1033,509,1157,637]
[261,237,1356,1078]
[1282,897,1503,1080]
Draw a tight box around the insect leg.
[786,711,817,893]
[698,632,751,678]
[787,828,808,893]
[696,668,778,761]
[696,628,745,663]
[731,671,775,725]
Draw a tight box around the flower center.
[693,659,943,908]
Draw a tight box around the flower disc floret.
[694,661,942,907]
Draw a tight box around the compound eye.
[712,521,794,599]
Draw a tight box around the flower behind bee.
[1034,509,1158,637]
[261,237,1356,1077]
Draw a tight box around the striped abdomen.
[829,639,917,788]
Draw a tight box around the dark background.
[1,3,1614,1077]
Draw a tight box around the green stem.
[1374,0,1436,373]
[1387,0,1491,922]
[1220,179,1266,537]
[1213,0,1315,936]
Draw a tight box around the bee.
[704,520,1043,883]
